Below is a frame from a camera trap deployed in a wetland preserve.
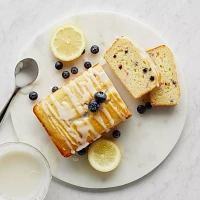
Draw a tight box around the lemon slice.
[50,24,86,61]
[88,139,122,172]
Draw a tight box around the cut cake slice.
[104,37,161,99]
[147,45,180,106]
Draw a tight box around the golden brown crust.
[150,101,178,107]
[33,105,72,157]
[147,45,166,52]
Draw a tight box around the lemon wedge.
[88,139,122,172]
[50,24,86,61]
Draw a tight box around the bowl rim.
[0,141,52,200]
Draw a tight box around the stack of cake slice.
[104,37,161,99]
[104,37,180,105]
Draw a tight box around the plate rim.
[11,10,188,189]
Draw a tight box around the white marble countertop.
[0,0,199,199]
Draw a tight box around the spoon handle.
[0,87,20,126]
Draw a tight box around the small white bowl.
[0,142,52,200]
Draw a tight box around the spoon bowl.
[0,58,39,125]
[15,58,39,88]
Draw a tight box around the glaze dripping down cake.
[104,37,161,99]
[33,64,132,157]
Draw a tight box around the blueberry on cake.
[104,37,161,99]
[33,64,132,157]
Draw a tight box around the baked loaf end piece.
[104,37,161,99]
[33,64,132,157]
[147,45,180,106]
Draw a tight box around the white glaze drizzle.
[62,86,99,143]
[62,86,80,106]
[69,80,90,102]
[108,89,126,109]
[88,68,125,124]
[44,101,78,146]
[41,65,127,153]
[83,73,97,95]
[51,95,76,124]
[93,112,109,131]
[76,81,92,100]
[76,142,89,152]
[62,86,86,116]
[50,95,82,143]
[91,67,126,117]
[108,101,126,121]
[73,118,96,143]
[92,133,101,141]
[101,107,114,126]
[85,70,101,89]
[42,101,75,153]
[89,67,109,83]
[42,101,56,130]
[84,118,99,140]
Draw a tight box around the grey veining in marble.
[0,0,199,199]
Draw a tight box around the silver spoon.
[0,58,39,125]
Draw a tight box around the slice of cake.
[147,45,180,106]
[33,64,132,157]
[104,37,161,99]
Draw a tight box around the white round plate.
[10,11,187,188]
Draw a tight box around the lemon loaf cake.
[104,37,161,99]
[33,64,132,157]
[147,45,180,106]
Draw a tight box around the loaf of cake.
[147,45,180,106]
[33,64,132,157]
[104,37,161,99]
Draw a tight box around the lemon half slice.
[88,139,122,172]
[50,24,86,61]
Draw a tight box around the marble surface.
[0,0,199,199]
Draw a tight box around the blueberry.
[172,81,176,85]
[150,76,154,81]
[90,45,99,54]
[52,86,59,93]
[145,102,152,110]
[84,61,92,69]
[82,49,86,54]
[62,71,70,79]
[119,65,122,70]
[71,67,78,74]
[112,130,121,138]
[55,61,63,70]
[88,100,100,112]
[143,68,148,73]
[78,148,86,155]
[29,91,38,100]
[94,92,107,103]
[137,105,146,114]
